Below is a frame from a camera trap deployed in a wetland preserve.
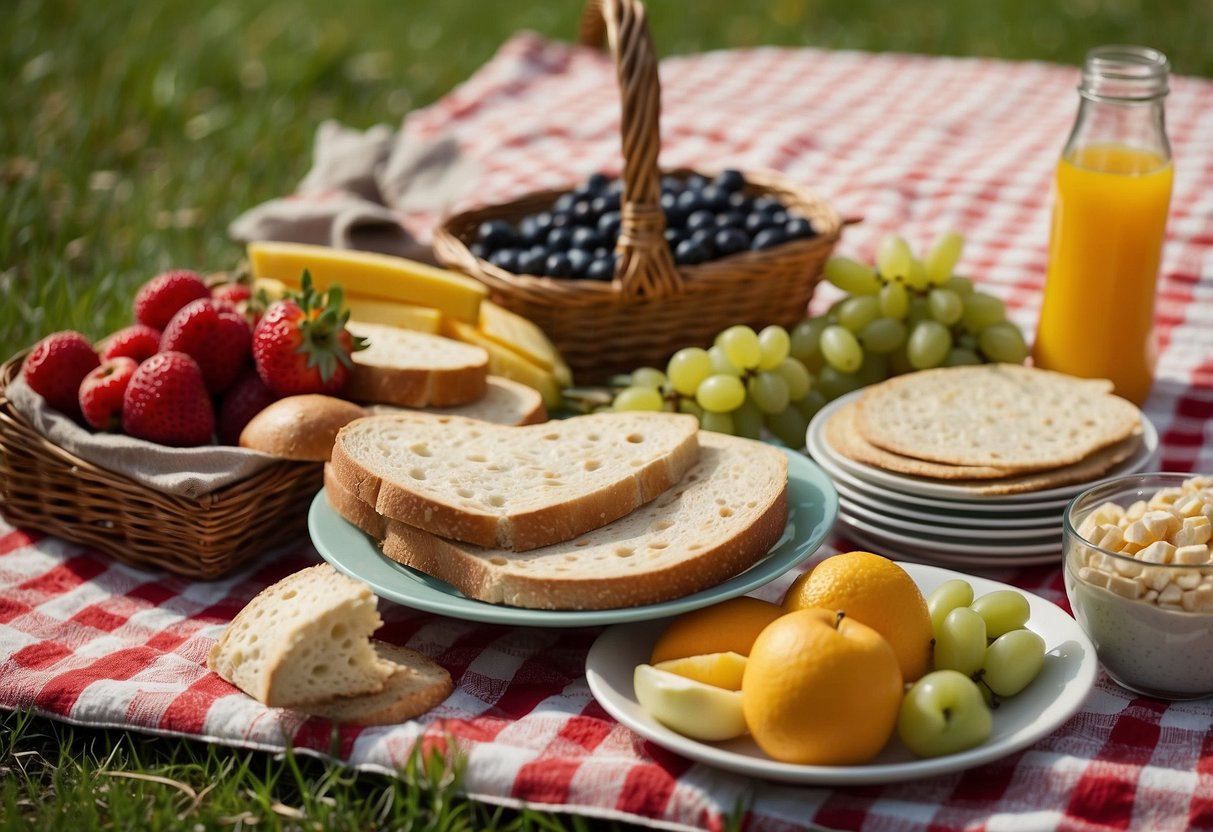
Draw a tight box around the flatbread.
[854,365,1140,471]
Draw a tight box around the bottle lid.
[1080,45,1170,101]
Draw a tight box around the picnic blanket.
[4,32,1213,831]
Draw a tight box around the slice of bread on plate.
[344,321,489,408]
[207,563,394,707]
[302,640,453,726]
[329,411,701,552]
[365,375,547,427]
[324,431,789,610]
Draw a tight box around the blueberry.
[593,246,611,259]
[714,228,750,256]
[699,184,727,210]
[550,210,573,228]
[674,238,708,265]
[586,256,616,280]
[752,228,787,250]
[689,228,717,258]
[785,216,817,239]
[744,211,772,234]
[684,173,710,191]
[714,210,745,229]
[488,247,521,272]
[571,226,605,250]
[552,192,577,215]
[769,208,789,227]
[517,247,547,275]
[753,196,782,214]
[726,190,751,210]
[661,175,685,194]
[598,210,622,240]
[664,227,684,246]
[585,172,611,194]
[477,219,515,248]
[545,251,573,277]
[519,213,552,245]
[470,242,488,259]
[660,192,687,228]
[590,193,619,215]
[686,209,717,232]
[714,168,746,192]
[571,198,597,224]
[606,177,624,198]
[676,189,705,213]
[547,226,574,251]
[566,248,592,278]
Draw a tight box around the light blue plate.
[307,448,838,627]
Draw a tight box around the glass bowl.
[1063,472,1213,700]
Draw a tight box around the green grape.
[773,357,811,401]
[925,231,964,286]
[819,325,864,373]
[855,351,888,386]
[678,398,705,419]
[824,257,882,295]
[956,332,980,351]
[907,320,952,369]
[717,325,762,370]
[696,373,747,413]
[888,344,915,377]
[961,292,1006,332]
[944,347,983,367]
[978,322,1029,364]
[613,386,664,412]
[927,288,963,326]
[708,345,744,377]
[935,607,987,676]
[790,316,829,371]
[765,406,810,449]
[879,281,909,320]
[667,347,713,396]
[630,366,667,390]
[837,296,881,333]
[859,317,907,354]
[906,296,932,327]
[927,579,975,634]
[981,629,1046,698]
[814,365,864,400]
[943,275,974,296]
[905,258,931,291]
[970,590,1031,638]
[757,325,791,370]
[730,398,764,440]
[699,410,735,435]
[876,234,913,280]
[747,371,791,415]
[794,389,827,421]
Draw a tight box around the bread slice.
[325,432,789,610]
[207,564,394,708]
[329,411,701,552]
[344,321,489,408]
[302,640,453,726]
[365,375,547,427]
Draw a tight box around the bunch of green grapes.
[928,579,1046,707]
[791,232,1028,402]
[612,323,818,447]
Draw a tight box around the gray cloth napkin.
[228,119,480,264]
[5,376,279,499]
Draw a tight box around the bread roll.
[240,394,367,461]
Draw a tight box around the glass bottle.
[1032,45,1173,406]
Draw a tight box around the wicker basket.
[0,351,323,579]
[432,0,843,383]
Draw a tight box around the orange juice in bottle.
[1033,46,1173,405]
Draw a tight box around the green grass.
[1,0,1209,828]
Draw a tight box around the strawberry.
[21,330,100,420]
[251,272,365,396]
[100,324,162,364]
[216,369,278,445]
[211,282,253,308]
[122,351,215,447]
[133,269,210,331]
[160,298,253,395]
[78,357,138,432]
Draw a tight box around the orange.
[742,607,903,765]
[649,596,785,664]
[782,551,933,682]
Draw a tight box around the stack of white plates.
[805,391,1160,568]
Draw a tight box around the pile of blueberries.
[469,169,819,280]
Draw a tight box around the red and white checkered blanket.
[4,32,1213,831]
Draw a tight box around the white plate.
[837,513,1061,557]
[586,561,1097,785]
[806,390,1159,504]
[839,526,1062,569]
[840,497,1061,541]
[832,478,1065,529]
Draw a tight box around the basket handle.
[578,0,683,300]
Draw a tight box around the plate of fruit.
[585,554,1098,785]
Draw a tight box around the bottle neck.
[1064,45,1171,167]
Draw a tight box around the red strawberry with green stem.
[21,330,100,420]
[161,298,252,395]
[251,271,365,396]
[101,324,162,364]
[122,351,215,446]
[79,357,138,431]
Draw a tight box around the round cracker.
[854,365,1141,470]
